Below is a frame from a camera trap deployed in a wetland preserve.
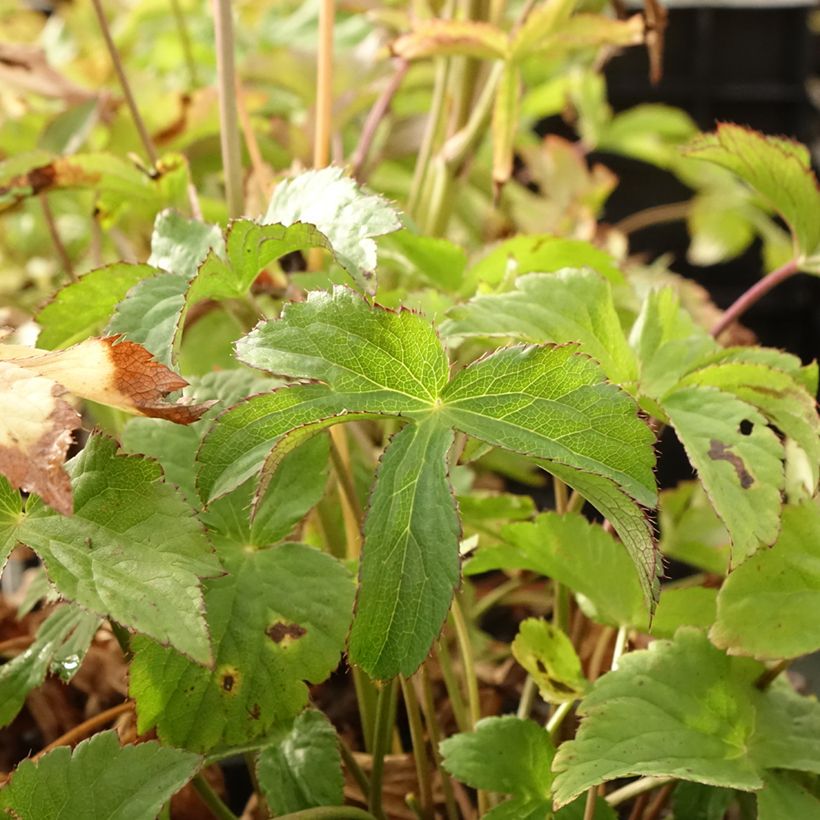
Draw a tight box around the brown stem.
[313,0,335,170]
[34,701,134,759]
[90,0,157,165]
[350,59,409,181]
[614,201,691,236]
[643,781,677,820]
[711,258,800,338]
[755,658,789,691]
[40,195,76,282]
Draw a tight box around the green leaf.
[347,418,460,679]
[107,273,190,366]
[628,288,718,402]
[757,772,820,820]
[148,209,225,279]
[659,481,730,575]
[512,618,588,703]
[440,715,555,798]
[463,235,623,294]
[466,512,646,628]
[7,435,220,664]
[192,220,333,302]
[0,730,201,820]
[552,628,820,807]
[687,189,756,266]
[710,502,820,660]
[36,264,160,350]
[376,230,467,292]
[443,270,637,384]
[130,542,354,754]
[509,0,575,59]
[663,387,784,565]
[671,782,735,820]
[650,587,718,639]
[263,167,402,288]
[440,344,656,508]
[0,475,24,569]
[256,709,344,815]
[236,286,448,411]
[0,604,99,728]
[683,124,820,271]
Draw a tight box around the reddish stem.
[711,258,800,338]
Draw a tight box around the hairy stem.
[191,774,239,820]
[90,0,157,165]
[711,258,800,338]
[212,0,244,217]
[369,680,397,820]
[351,59,410,181]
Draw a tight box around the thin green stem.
[451,596,487,816]
[212,0,244,217]
[243,751,264,813]
[614,201,691,236]
[473,573,528,618]
[90,0,157,165]
[546,700,573,739]
[329,434,365,525]
[339,735,371,802]
[516,675,538,720]
[400,676,434,818]
[369,680,397,820]
[604,776,673,807]
[191,774,238,820]
[434,640,470,733]
[755,659,789,690]
[611,625,628,671]
[352,667,378,752]
[170,0,199,87]
[582,785,598,820]
[39,195,75,282]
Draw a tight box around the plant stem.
[400,676,434,818]
[278,809,379,820]
[516,675,538,720]
[418,666,460,820]
[613,201,691,236]
[473,573,528,618]
[546,700,573,739]
[434,640,470,732]
[611,625,628,671]
[329,433,365,530]
[451,596,488,816]
[352,666,378,752]
[605,776,673,807]
[583,785,598,820]
[339,735,371,802]
[34,701,134,759]
[755,658,789,690]
[212,0,244,218]
[710,258,800,338]
[313,0,335,169]
[351,59,409,181]
[90,0,157,165]
[369,680,397,820]
[40,195,75,282]
[408,56,451,219]
[192,774,239,820]
[170,0,198,88]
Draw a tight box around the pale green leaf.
[711,502,820,660]
[256,709,344,815]
[36,264,159,350]
[510,0,575,59]
[659,481,730,575]
[236,286,448,410]
[650,587,718,639]
[191,220,332,302]
[0,476,24,569]
[466,512,646,627]
[443,270,638,383]
[10,435,220,664]
[392,19,510,61]
[376,230,467,292]
[0,730,201,820]
[347,418,460,680]
[263,167,402,287]
[553,628,820,807]
[687,189,756,266]
[107,273,189,366]
[463,235,623,293]
[663,387,784,565]
[757,772,820,820]
[131,543,353,754]
[512,618,588,703]
[0,604,99,728]
[440,715,555,797]
[441,344,656,508]
[148,209,225,279]
[683,124,820,269]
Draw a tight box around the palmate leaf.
[0,730,201,820]
[199,286,657,678]
[552,628,820,807]
[130,542,354,754]
[1,435,220,664]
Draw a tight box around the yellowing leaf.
[391,20,509,61]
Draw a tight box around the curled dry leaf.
[0,336,210,514]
